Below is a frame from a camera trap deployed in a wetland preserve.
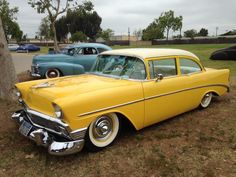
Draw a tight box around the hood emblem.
[32,82,54,89]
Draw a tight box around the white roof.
[102,48,199,60]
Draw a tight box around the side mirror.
[156,74,163,82]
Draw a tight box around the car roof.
[101,48,199,60]
[69,43,112,50]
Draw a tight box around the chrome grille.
[26,112,66,136]
[31,65,39,74]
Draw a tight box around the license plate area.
[19,121,33,136]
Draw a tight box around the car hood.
[16,74,141,115]
[30,74,133,97]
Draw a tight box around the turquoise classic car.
[31,43,112,78]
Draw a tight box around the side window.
[71,48,83,55]
[149,58,177,79]
[97,47,108,53]
[67,48,74,55]
[83,47,98,55]
[180,58,202,74]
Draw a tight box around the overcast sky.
[8,0,236,38]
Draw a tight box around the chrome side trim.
[145,84,229,101]
[79,98,144,117]
[78,84,229,117]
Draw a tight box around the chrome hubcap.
[201,93,212,107]
[48,71,58,78]
[93,116,113,140]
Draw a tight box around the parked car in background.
[31,43,112,78]
[8,44,19,51]
[12,48,230,155]
[210,45,236,60]
[17,44,40,53]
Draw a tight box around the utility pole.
[67,23,70,43]
[128,27,130,46]
[216,27,219,37]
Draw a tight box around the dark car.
[17,44,40,53]
[210,45,236,60]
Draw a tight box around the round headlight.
[53,103,63,119]
[16,91,21,97]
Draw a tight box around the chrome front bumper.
[31,73,41,77]
[12,110,85,156]
[31,65,41,78]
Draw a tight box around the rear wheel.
[85,113,120,152]
[200,92,213,108]
[45,69,61,78]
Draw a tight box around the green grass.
[113,44,236,76]
[39,46,50,54]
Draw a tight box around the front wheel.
[85,113,120,152]
[200,92,213,108]
[45,68,61,78]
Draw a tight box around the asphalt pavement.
[11,52,34,74]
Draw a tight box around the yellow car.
[12,48,230,155]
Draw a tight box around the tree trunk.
[0,17,18,101]
[166,29,169,41]
[179,28,182,39]
[52,21,59,52]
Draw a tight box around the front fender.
[37,62,85,77]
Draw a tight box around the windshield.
[91,55,146,80]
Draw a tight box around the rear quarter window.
[97,48,109,53]
[180,58,202,74]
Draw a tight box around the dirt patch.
[0,77,235,177]
[17,71,34,82]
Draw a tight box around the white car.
[8,44,19,51]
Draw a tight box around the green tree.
[198,28,208,36]
[22,34,27,41]
[71,31,87,42]
[159,10,183,40]
[142,20,164,40]
[0,0,21,41]
[98,28,114,42]
[8,21,23,42]
[55,1,102,42]
[28,0,74,51]
[184,29,198,39]
[38,17,52,39]
[173,16,183,38]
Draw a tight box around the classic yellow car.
[12,48,230,155]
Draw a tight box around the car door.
[143,56,206,127]
[177,57,205,106]
[73,47,98,72]
[142,57,196,127]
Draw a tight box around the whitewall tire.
[85,113,120,151]
[45,69,61,78]
[200,92,213,108]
